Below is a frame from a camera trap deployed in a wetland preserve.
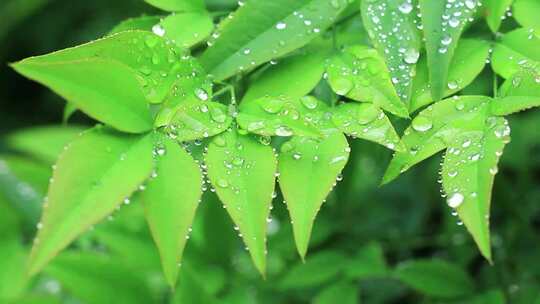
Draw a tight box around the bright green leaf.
[361,0,421,103]
[242,45,330,103]
[237,95,333,137]
[141,134,202,287]
[200,0,348,81]
[6,125,84,164]
[484,0,513,32]
[205,128,276,275]
[28,127,154,276]
[419,0,480,101]
[159,13,214,48]
[463,289,506,304]
[491,27,540,79]
[331,102,404,151]
[393,259,474,298]
[154,100,232,141]
[109,16,161,34]
[144,0,205,12]
[278,133,349,258]
[326,45,409,118]
[314,281,358,304]
[491,69,540,115]
[410,39,491,112]
[513,0,540,30]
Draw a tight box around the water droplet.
[447,192,464,208]
[404,48,420,64]
[447,80,458,90]
[195,88,209,101]
[398,2,413,14]
[333,78,353,95]
[217,178,229,188]
[276,22,287,30]
[275,126,293,136]
[292,152,302,160]
[210,107,227,123]
[412,115,433,132]
[300,96,318,110]
[152,24,165,37]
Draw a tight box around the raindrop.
[276,22,287,30]
[411,115,433,132]
[447,192,464,208]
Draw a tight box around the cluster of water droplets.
[364,0,422,100]
[437,0,482,55]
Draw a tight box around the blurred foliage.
[1,0,540,303]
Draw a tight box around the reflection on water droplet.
[412,115,433,132]
[447,192,464,208]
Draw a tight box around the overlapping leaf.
[361,0,422,103]
[491,27,540,79]
[278,133,350,258]
[28,127,154,275]
[419,0,480,101]
[204,128,277,275]
[484,0,513,32]
[326,45,409,118]
[141,134,202,287]
[200,0,349,80]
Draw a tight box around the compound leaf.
[278,132,350,258]
[28,127,154,276]
[410,39,491,112]
[419,0,480,101]
[361,0,422,103]
[331,102,403,151]
[200,0,348,81]
[205,128,277,275]
[237,95,333,137]
[491,27,540,79]
[326,45,409,118]
[141,134,202,287]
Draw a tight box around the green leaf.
[331,102,404,151]
[491,69,540,115]
[343,242,388,280]
[279,251,347,289]
[492,27,540,79]
[172,265,219,304]
[278,133,349,258]
[326,45,409,118]
[141,134,202,287]
[12,31,209,132]
[200,0,349,81]
[441,117,509,261]
[383,96,491,184]
[0,237,27,300]
[154,100,232,141]
[6,125,84,164]
[63,102,78,123]
[45,251,154,304]
[159,13,214,48]
[237,95,333,137]
[109,16,161,34]
[361,0,421,103]
[484,0,513,32]
[242,45,330,103]
[393,259,474,298]
[205,128,276,275]
[144,0,205,12]
[419,0,480,101]
[513,0,540,30]
[314,281,358,304]
[463,289,506,304]
[28,127,154,276]
[410,39,491,112]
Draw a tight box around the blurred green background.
[1,0,540,303]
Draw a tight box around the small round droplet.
[447,192,464,208]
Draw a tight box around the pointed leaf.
[331,102,404,151]
[159,13,214,48]
[28,127,154,275]
[361,0,422,103]
[513,0,540,30]
[109,16,161,34]
[200,0,349,81]
[6,125,84,164]
[144,0,205,12]
[154,100,233,141]
[441,117,509,260]
[410,39,491,112]
[492,27,540,79]
[326,45,409,118]
[278,133,349,257]
[242,45,330,103]
[12,31,209,132]
[484,0,513,32]
[383,96,491,184]
[393,259,474,298]
[491,69,540,115]
[141,134,202,286]
[205,128,276,275]
[237,95,333,137]
[419,0,480,101]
